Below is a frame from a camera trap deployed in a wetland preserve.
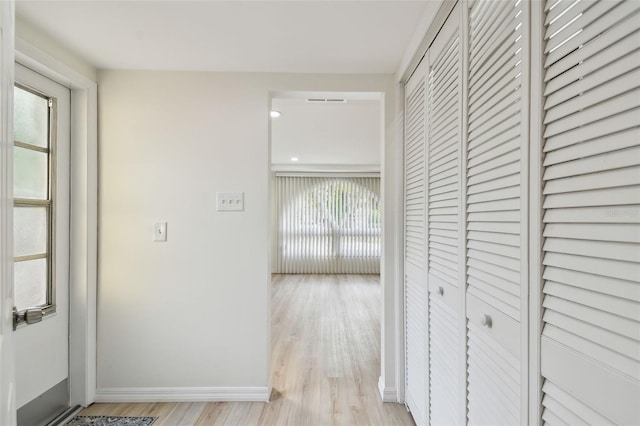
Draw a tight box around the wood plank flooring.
[79,274,414,425]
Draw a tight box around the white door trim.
[0,1,17,424]
[15,36,98,408]
[393,81,405,404]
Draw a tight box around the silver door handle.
[13,307,44,330]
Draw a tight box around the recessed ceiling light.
[270,110,281,118]
[290,157,299,162]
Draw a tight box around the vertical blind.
[274,175,381,274]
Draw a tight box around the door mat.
[65,416,157,426]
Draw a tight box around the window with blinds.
[540,1,640,424]
[274,176,381,274]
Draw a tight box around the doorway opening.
[266,91,405,422]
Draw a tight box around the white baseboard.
[95,385,271,403]
[377,376,398,403]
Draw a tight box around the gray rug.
[65,416,157,426]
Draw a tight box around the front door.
[0,3,17,424]
[13,63,70,426]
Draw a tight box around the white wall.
[271,98,381,166]
[97,71,400,395]
[15,16,97,82]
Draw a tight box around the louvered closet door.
[466,0,526,424]
[426,5,462,426]
[540,1,640,424]
[404,58,429,426]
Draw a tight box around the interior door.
[465,0,527,424]
[539,1,640,423]
[404,57,429,426]
[1,2,17,425]
[425,5,462,426]
[13,63,70,426]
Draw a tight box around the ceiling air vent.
[306,98,347,104]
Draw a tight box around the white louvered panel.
[406,270,428,425]
[541,337,640,425]
[541,1,640,424]
[542,380,615,425]
[466,0,524,322]
[467,0,524,423]
[545,8,640,84]
[429,295,459,426]
[428,25,461,293]
[405,77,426,271]
[546,1,637,64]
[404,60,428,426]
[425,8,462,425]
[467,322,520,426]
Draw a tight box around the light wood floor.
[79,274,414,425]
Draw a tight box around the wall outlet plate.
[217,192,244,211]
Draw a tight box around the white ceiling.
[271,95,380,167]
[15,0,434,73]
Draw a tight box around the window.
[275,176,381,274]
[13,85,56,315]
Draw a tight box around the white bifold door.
[402,1,640,425]
[426,5,462,426]
[465,0,527,424]
[404,5,464,425]
[404,57,429,426]
[404,0,529,424]
[539,1,640,424]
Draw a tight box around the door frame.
[15,36,98,408]
[1,1,17,424]
[267,89,399,401]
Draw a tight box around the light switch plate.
[153,222,167,241]
[217,192,244,211]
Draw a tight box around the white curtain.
[274,175,381,274]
